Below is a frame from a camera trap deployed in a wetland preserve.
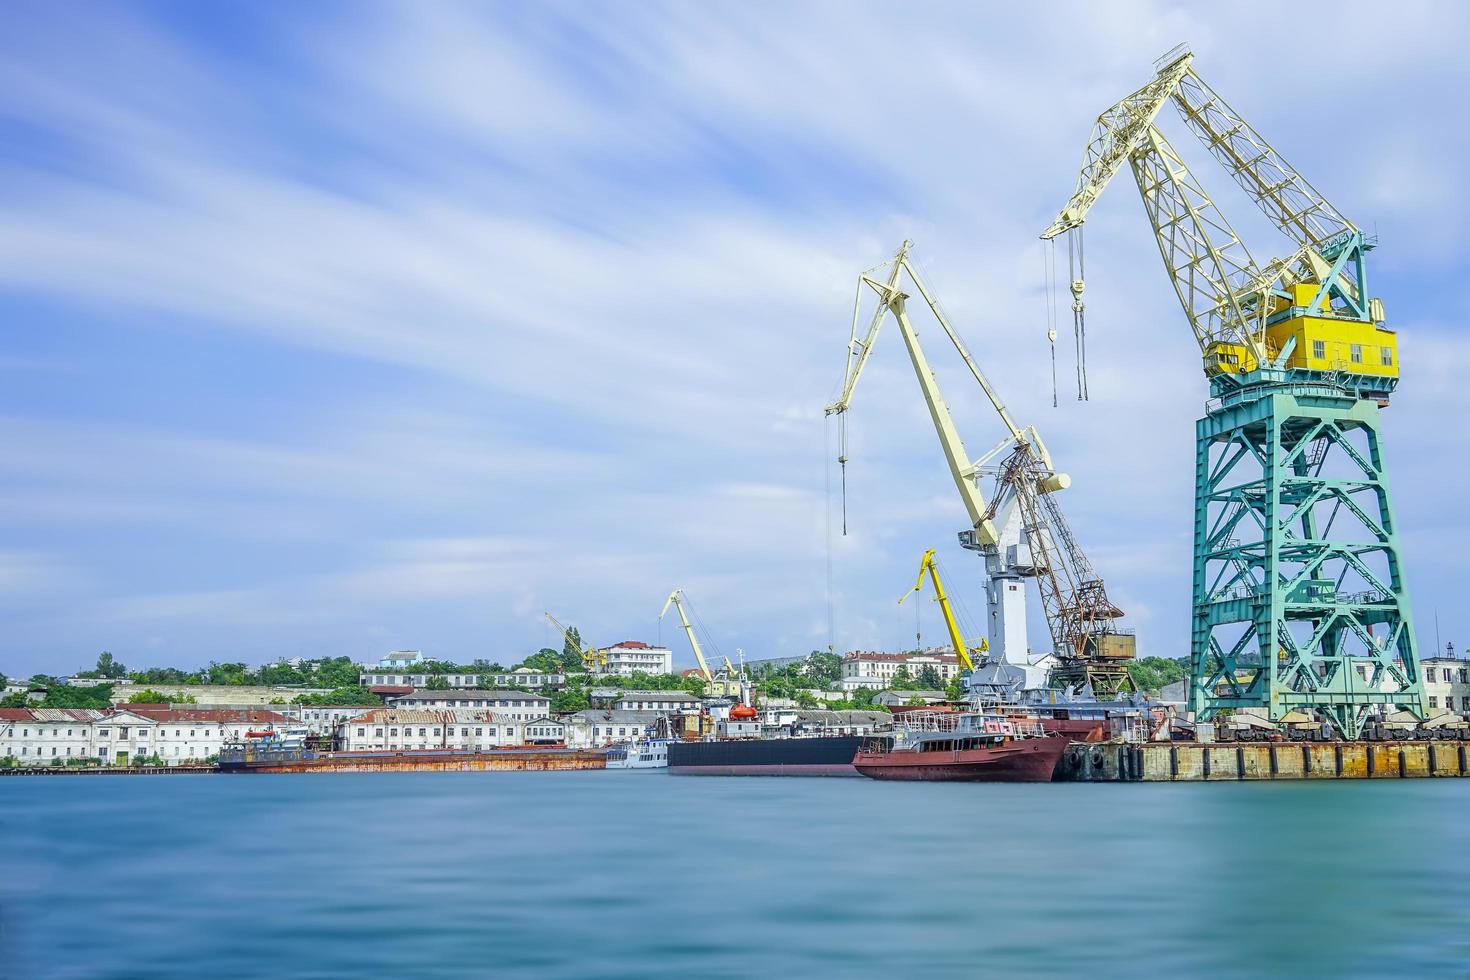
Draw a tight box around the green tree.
[312,657,362,688]
[890,666,916,691]
[795,690,818,709]
[802,651,843,686]
[561,628,585,671]
[516,650,564,673]
[293,686,383,706]
[1128,656,1188,695]
[944,675,966,701]
[425,675,450,690]
[0,692,27,708]
[40,684,113,709]
[848,686,878,708]
[128,689,195,704]
[549,686,590,714]
[83,651,128,679]
[916,665,943,690]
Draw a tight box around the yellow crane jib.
[543,611,606,671]
[1040,44,1397,397]
[898,548,976,672]
[659,588,715,686]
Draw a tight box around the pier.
[1058,741,1470,782]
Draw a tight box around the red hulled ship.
[853,709,1069,782]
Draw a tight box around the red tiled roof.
[610,640,654,649]
[117,706,291,724]
[0,708,35,721]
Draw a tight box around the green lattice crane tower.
[1041,44,1423,737]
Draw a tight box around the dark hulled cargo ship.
[667,736,865,776]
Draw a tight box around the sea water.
[2,772,1467,978]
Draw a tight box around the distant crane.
[898,548,979,674]
[543,611,606,672]
[826,242,1135,693]
[660,589,744,699]
[1041,43,1423,736]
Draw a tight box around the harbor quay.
[1060,740,1470,782]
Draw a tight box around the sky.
[2,0,1468,679]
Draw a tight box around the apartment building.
[601,641,674,677]
[839,650,962,691]
[385,689,552,722]
[338,709,524,751]
[360,668,564,690]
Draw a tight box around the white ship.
[605,737,672,770]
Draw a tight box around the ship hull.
[853,735,1069,782]
[667,736,864,776]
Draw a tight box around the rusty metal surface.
[222,749,606,774]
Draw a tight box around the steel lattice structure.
[1043,45,1423,736]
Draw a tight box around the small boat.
[605,737,672,770]
[853,709,1069,782]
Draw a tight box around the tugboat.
[853,708,1069,782]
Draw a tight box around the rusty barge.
[219,740,605,774]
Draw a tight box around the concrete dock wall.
[1058,741,1470,782]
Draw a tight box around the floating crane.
[543,611,606,672]
[826,242,1135,693]
[1042,44,1423,736]
[898,548,978,673]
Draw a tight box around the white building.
[378,650,424,669]
[296,704,376,736]
[126,706,294,763]
[385,688,551,722]
[563,710,666,748]
[361,668,564,690]
[1420,658,1470,715]
[339,709,524,751]
[610,690,700,713]
[0,708,102,763]
[601,641,674,677]
[0,706,293,766]
[839,650,962,691]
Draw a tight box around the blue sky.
[2,1,1468,678]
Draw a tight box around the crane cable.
[824,413,836,655]
[1068,228,1088,401]
[1044,239,1059,408]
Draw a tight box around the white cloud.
[1,1,1467,672]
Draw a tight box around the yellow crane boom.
[543,611,605,671]
[898,548,975,672]
[660,588,714,685]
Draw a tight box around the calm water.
[2,772,1467,978]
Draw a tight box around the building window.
[1381,347,1392,366]
[1429,696,1438,709]
[1428,668,1437,683]
[1460,669,1467,684]
[1350,344,1363,364]
[487,728,496,736]
[420,729,428,737]
[357,728,366,736]
[475,728,483,736]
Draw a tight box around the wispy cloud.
[0,1,1466,674]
